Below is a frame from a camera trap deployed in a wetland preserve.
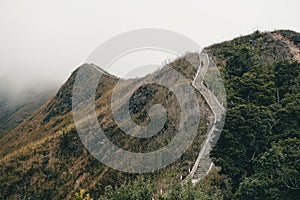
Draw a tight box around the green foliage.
[235,138,300,199]
[211,105,275,189]
[1,30,300,200]
[225,45,254,77]
[276,30,300,48]
[98,175,224,200]
[274,61,299,101]
[99,176,154,200]
[209,31,300,199]
[59,129,84,157]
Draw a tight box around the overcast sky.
[0,0,300,96]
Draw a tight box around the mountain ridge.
[0,29,299,199]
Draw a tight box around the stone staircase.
[193,155,213,180]
[186,52,225,185]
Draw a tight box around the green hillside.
[0,88,55,139]
[0,54,212,199]
[0,30,299,199]
[207,30,300,199]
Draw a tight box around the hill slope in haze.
[0,87,56,139]
[0,53,213,199]
[0,30,299,199]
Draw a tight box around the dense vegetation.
[74,168,231,200]
[92,30,300,199]
[0,30,299,199]
[208,31,300,199]
[72,31,300,199]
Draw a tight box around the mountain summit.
[0,30,299,199]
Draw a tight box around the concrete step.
[193,156,212,180]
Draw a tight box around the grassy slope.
[0,55,212,199]
[0,29,299,199]
[0,89,55,139]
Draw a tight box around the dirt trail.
[272,33,300,63]
[74,173,89,190]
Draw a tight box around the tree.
[235,138,300,199]
[211,105,275,190]
[274,61,299,102]
[225,45,254,77]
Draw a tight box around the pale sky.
[0,0,299,96]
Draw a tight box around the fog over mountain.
[0,29,299,199]
[1,0,299,99]
[0,0,300,198]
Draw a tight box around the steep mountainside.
[0,30,299,199]
[0,54,212,199]
[0,88,56,139]
[206,30,300,199]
